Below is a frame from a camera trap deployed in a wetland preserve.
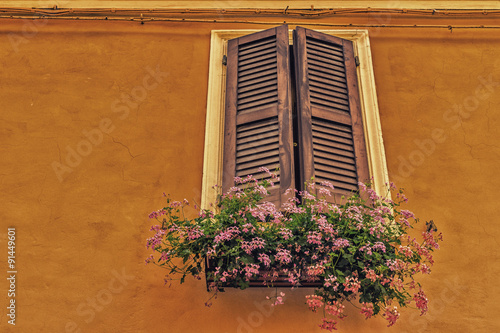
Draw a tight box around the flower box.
[146,169,442,330]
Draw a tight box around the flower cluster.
[146,169,442,331]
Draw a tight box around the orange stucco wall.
[1,13,499,332]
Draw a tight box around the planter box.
[205,257,322,291]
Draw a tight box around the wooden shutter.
[293,26,370,202]
[223,25,294,207]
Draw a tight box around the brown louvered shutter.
[223,25,294,207]
[293,26,370,202]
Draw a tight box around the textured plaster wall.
[0,16,499,332]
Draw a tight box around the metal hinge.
[355,56,360,67]
[222,55,227,66]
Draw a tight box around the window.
[202,26,389,209]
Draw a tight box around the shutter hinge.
[354,56,360,67]
[222,55,227,66]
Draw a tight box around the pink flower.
[270,292,286,306]
[306,264,325,277]
[206,247,216,257]
[241,237,266,254]
[343,276,361,293]
[416,263,431,274]
[187,226,204,240]
[258,253,271,267]
[390,277,404,291]
[229,186,241,193]
[243,264,260,280]
[363,268,380,282]
[372,242,386,253]
[423,231,441,250]
[359,243,373,255]
[360,303,374,319]
[279,228,293,240]
[275,248,292,264]
[258,166,270,173]
[286,270,300,286]
[148,209,166,219]
[401,209,415,219]
[413,289,429,315]
[383,306,400,327]
[146,228,165,249]
[214,226,240,244]
[306,295,324,312]
[358,181,368,192]
[386,259,406,271]
[254,185,268,196]
[159,251,170,261]
[318,187,331,197]
[316,216,337,237]
[307,231,322,245]
[242,223,256,233]
[169,201,182,208]
[333,238,350,250]
[399,245,413,258]
[324,275,338,289]
[300,191,316,201]
[318,318,337,331]
[320,180,335,190]
[325,300,345,318]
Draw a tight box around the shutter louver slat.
[238,84,277,99]
[238,36,275,51]
[309,84,349,100]
[236,143,280,159]
[238,92,278,106]
[309,79,348,95]
[306,39,344,55]
[306,49,345,65]
[308,60,346,76]
[238,79,277,93]
[237,130,277,144]
[239,74,278,88]
[308,65,347,81]
[313,131,353,146]
[238,41,276,56]
[239,53,277,68]
[239,62,276,74]
[236,156,280,171]
[238,45,276,61]
[309,75,348,90]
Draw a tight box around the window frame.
[202,28,389,209]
